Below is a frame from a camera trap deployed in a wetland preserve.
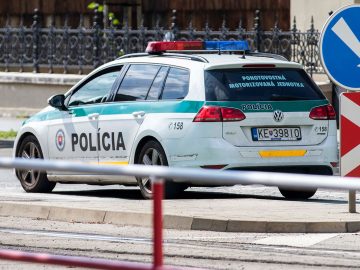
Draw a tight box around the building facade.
[0,0,290,30]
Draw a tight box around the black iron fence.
[0,9,322,75]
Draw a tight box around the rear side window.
[205,68,325,101]
[115,64,160,101]
[161,68,189,100]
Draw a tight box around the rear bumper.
[164,134,338,176]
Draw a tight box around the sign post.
[319,5,360,213]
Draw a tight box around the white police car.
[14,41,338,199]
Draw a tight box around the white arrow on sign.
[331,17,360,67]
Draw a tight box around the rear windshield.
[205,68,325,101]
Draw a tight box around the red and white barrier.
[340,92,360,176]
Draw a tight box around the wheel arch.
[15,130,45,158]
[15,132,36,156]
[133,136,166,165]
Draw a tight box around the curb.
[1,202,359,233]
[0,140,14,149]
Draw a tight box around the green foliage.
[112,19,120,26]
[87,2,120,26]
[118,50,125,57]
[87,2,98,9]
[0,129,17,139]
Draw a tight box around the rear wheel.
[136,140,187,199]
[16,135,56,193]
[278,188,317,200]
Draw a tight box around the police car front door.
[48,69,122,165]
[47,107,100,163]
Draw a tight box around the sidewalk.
[0,189,358,233]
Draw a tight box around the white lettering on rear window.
[228,74,305,89]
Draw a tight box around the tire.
[16,135,56,193]
[135,140,187,199]
[278,188,317,200]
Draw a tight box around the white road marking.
[254,234,338,247]
[0,227,152,244]
[332,17,360,62]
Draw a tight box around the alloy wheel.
[139,147,164,194]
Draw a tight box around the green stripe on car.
[24,99,328,124]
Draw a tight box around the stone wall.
[0,72,84,110]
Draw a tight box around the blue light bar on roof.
[204,41,250,51]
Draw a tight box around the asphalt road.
[1,216,360,269]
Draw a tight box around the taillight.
[221,107,246,121]
[193,106,246,122]
[309,104,336,120]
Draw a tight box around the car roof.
[97,52,303,73]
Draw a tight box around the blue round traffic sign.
[320,5,360,90]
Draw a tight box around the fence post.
[204,17,211,41]
[32,9,40,73]
[92,4,101,69]
[48,15,55,74]
[188,14,194,41]
[19,15,25,72]
[62,15,69,74]
[237,18,245,41]
[164,9,177,41]
[152,176,163,269]
[4,15,10,72]
[290,16,299,62]
[253,9,261,52]
[220,15,228,40]
[154,15,162,41]
[139,16,146,51]
[123,13,130,54]
[77,15,84,75]
[272,17,280,54]
[307,16,317,77]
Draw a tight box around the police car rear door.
[97,64,162,166]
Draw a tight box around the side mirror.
[48,94,67,111]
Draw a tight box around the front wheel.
[278,188,317,200]
[16,135,56,193]
[136,140,187,199]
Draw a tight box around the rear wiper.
[270,94,311,101]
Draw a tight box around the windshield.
[204,68,325,101]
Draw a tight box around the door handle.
[88,113,100,120]
[132,111,146,118]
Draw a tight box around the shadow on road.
[52,187,349,204]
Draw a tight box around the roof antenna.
[242,50,246,59]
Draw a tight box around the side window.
[115,64,160,102]
[161,68,190,100]
[146,66,169,100]
[68,68,121,107]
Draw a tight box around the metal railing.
[0,157,358,268]
[0,9,322,75]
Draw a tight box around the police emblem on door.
[56,129,65,151]
[273,110,284,122]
